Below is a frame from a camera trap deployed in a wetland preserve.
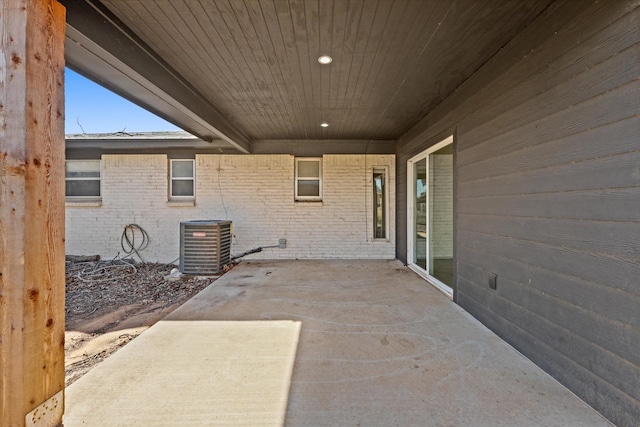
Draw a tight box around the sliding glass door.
[407,136,454,296]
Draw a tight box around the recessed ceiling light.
[320,122,329,128]
[318,55,332,64]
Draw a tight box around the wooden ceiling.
[67,0,552,144]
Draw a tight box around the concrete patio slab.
[65,260,612,426]
[64,320,301,426]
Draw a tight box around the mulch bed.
[65,259,214,331]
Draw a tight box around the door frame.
[406,135,454,298]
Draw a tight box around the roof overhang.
[63,0,250,153]
[61,0,552,154]
[65,131,227,150]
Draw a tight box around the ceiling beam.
[61,0,250,153]
[251,140,396,156]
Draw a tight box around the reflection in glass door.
[428,145,453,287]
[408,136,454,295]
[414,159,427,270]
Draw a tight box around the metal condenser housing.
[179,220,232,274]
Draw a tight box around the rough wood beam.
[0,1,66,426]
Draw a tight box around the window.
[295,158,322,201]
[65,160,101,198]
[170,159,195,198]
[373,168,387,239]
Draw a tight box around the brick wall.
[66,154,395,262]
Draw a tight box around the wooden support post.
[0,1,66,426]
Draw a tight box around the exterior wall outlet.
[488,273,498,290]
[278,238,287,249]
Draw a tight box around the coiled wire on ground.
[66,224,158,283]
[71,257,137,283]
[121,223,150,263]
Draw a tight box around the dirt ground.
[65,259,218,385]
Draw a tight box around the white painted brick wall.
[66,154,396,262]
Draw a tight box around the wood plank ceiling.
[96,0,552,141]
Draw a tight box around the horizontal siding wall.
[66,154,395,263]
[396,1,639,426]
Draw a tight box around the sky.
[65,68,180,135]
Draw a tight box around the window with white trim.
[295,157,322,201]
[170,159,195,199]
[373,167,387,239]
[65,160,101,198]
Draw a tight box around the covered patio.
[64,260,610,426]
[2,1,637,425]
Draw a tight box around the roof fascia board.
[65,138,228,150]
[62,0,250,154]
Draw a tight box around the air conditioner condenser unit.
[179,220,232,275]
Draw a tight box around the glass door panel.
[413,158,427,269]
[428,146,453,287]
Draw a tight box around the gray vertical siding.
[396,1,640,426]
